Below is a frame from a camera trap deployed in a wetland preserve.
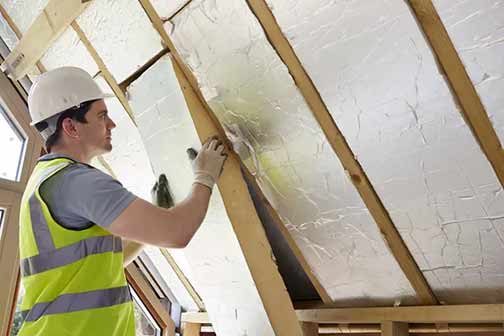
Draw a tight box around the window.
[0,105,25,181]
[131,287,162,336]
[10,282,23,336]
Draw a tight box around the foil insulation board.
[95,75,155,201]
[150,0,189,20]
[0,0,48,34]
[168,0,417,305]
[432,1,504,155]
[266,0,504,303]
[127,55,275,335]
[76,0,163,83]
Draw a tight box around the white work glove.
[187,137,227,190]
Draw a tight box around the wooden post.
[382,321,409,336]
[184,322,201,336]
[301,322,319,336]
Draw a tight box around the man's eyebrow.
[97,109,108,116]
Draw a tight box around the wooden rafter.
[244,0,437,305]
[297,304,504,323]
[0,3,46,74]
[160,249,205,311]
[0,0,89,80]
[406,0,504,187]
[172,54,303,335]
[138,0,332,304]
[70,21,137,125]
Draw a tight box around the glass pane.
[10,282,24,336]
[131,287,161,336]
[0,105,25,181]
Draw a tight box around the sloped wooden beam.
[297,304,504,323]
[172,54,303,336]
[406,0,504,187]
[0,3,46,75]
[126,264,176,336]
[160,249,205,311]
[382,321,409,336]
[0,0,90,80]
[244,0,437,305]
[138,0,331,304]
[70,21,137,124]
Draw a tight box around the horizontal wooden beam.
[0,0,90,79]
[244,0,437,305]
[407,0,504,188]
[297,304,504,323]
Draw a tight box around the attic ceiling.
[1,0,504,334]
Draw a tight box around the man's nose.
[108,117,116,129]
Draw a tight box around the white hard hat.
[28,67,111,126]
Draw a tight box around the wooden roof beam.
[406,0,504,188]
[0,0,90,80]
[244,0,437,305]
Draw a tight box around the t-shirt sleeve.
[41,164,137,228]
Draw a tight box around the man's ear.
[60,118,80,139]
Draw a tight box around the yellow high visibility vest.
[18,156,135,335]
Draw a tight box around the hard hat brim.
[29,93,116,126]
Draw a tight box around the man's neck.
[49,146,92,165]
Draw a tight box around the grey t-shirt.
[39,154,136,230]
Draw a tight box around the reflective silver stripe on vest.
[21,286,132,322]
[29,162,70,253]
[29,195,55,253]
[21,236,123,277]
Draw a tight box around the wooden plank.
[0,0,89,80]
[139,0,332,305]
[172,55,303,336]
[183,322,201,336]
[406,1,504,187]
[160,249,205,311]
[301,322,319,336]
[70,21,137,125]
[126,264,176,336]
[297,304,504,323]
[244,0,437,305]
[182,312,210,324]
[0,3,46,74]
[382,321,409,336]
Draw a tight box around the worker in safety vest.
[17,66,226,335]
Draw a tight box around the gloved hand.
[187,137,227,190]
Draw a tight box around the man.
[18,67,227,335]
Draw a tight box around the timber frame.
[1,0,504,334]
[0,66,42,335]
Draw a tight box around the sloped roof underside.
[266,0,504,304]
[2,0,504,334]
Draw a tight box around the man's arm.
[108,138,225,248]
[122,240,145,267]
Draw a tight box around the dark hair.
[35,100,98,152]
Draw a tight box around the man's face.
[76,100,116,156]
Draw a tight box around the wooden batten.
[407,0,504,189]
[0,0,89,80]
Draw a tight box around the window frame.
[0,67,42,336]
